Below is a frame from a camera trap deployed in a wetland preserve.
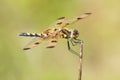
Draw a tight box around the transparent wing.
[50,16,66,28]
[23,37,43,50]
[42,16,66,34]
[59,13,92,28]
[22,17,66,50]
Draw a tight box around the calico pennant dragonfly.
[19,13,91,56]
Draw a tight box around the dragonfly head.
[70,29,79,38]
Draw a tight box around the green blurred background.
[0,0,120,80]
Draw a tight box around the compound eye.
[73,29,79,36]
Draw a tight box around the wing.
[42,16,66,34]
[59,13,92,28]
[21,17,66,50]
[45,39,58,48]
[23,37,43,50]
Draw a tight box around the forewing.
[42,16,66,34]
[23,37,43,50]
[61,13,92,28]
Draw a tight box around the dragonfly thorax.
[70,29,79,38]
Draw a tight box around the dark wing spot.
[57,17,65,20]
[85,13,92,15]
[46,46,55,48]
[66,23,69,25]
[77,17,82,20]
[51,40,57,43]
[35,42,40,45]
[57,22,62,25]
[23,48,30,50]
[54,28,57,31]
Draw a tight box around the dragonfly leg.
[70,38,83,46]
[67,39,80,57]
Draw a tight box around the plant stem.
[78,41,83,80]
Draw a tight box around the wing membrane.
[42,16,66,33]
[23,37,43,50]
[60,13,92,28]
[42,17,66,36]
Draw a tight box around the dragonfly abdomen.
[19,32,42,37]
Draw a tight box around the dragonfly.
[19,13,91,56]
